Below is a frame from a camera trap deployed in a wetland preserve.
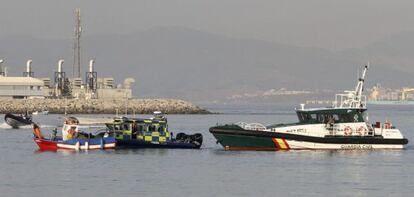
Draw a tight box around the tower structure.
[85,59,97,94]
[23,60,34,77]
[73,8,82,79]
[54,60,66,97]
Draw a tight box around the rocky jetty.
[0,98,210,114]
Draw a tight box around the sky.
[1,0,414,50]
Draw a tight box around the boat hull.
[210,127,408,151]
[116,139,201,149]
[34,137,116,151]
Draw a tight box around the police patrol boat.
[105,112,203,149]
[33,117,116,151]
[210,65,409,150]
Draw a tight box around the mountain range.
[0,26,413,103]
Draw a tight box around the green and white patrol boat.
[210,65,409,150]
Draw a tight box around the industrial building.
[0,9,134,100]
[0,59,44,98]
[0,76,44,99]
[0,59,134,99]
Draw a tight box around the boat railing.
[333,65,369,109]
[326,123,375,136]
[325,124,341,136]
[235,122,266,131]
[334,92,367,108]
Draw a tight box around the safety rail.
[334,92,367,109]
[235,122,266,131]
[325,123,374,136]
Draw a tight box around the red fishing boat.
[33,117,116,151]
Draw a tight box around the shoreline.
[0,98,210,114]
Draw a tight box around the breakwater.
[0,98,210,114]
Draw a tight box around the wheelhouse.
[106,116,170,142]
[295,108,367,124]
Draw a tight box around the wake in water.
[0,122,58,129]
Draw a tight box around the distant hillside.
[0,27,413,102]
[340,31,414,87]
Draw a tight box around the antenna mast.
[355,62,369,100]
[335,63,369,109]
[73,8,82,79]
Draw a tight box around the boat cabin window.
[137,125,144,132]
[297,113,318,123]
[297,111,363,124]
[332,114,339,121]
[362,112,369,122]
[148,125,156,132]
[310,114,317,121]
[107,124,113,130]
[158,125,165,132]
[107,124,123,131]
[317,114,327,123]
[132,123,137,132]
[123,124,130,131]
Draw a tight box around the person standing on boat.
[62,125,78,140]
[326,115,335,127]
[131,123,138,139]
[66,126,77,139]
[62,117,80,140]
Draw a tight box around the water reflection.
[34,149,116,155]
[113,148,169,156]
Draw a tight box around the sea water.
[0,104,413,197]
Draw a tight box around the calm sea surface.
[0,104,413,197]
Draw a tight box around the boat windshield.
[107,123,123,131]
[107,121,168,133]
[296,109,365,124]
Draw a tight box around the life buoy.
[344,126,353,136]
[356,126,368,136]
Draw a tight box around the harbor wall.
[0,98,210,114]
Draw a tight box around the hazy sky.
[0,0,413,49]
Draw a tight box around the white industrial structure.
[0,59,44,98]
[0,58,134,99]
[0,9,134,100]
[23,60,34,77]
[0,76,44,98]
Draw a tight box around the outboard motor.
[176,133,203,148]
[190,133,203,147]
